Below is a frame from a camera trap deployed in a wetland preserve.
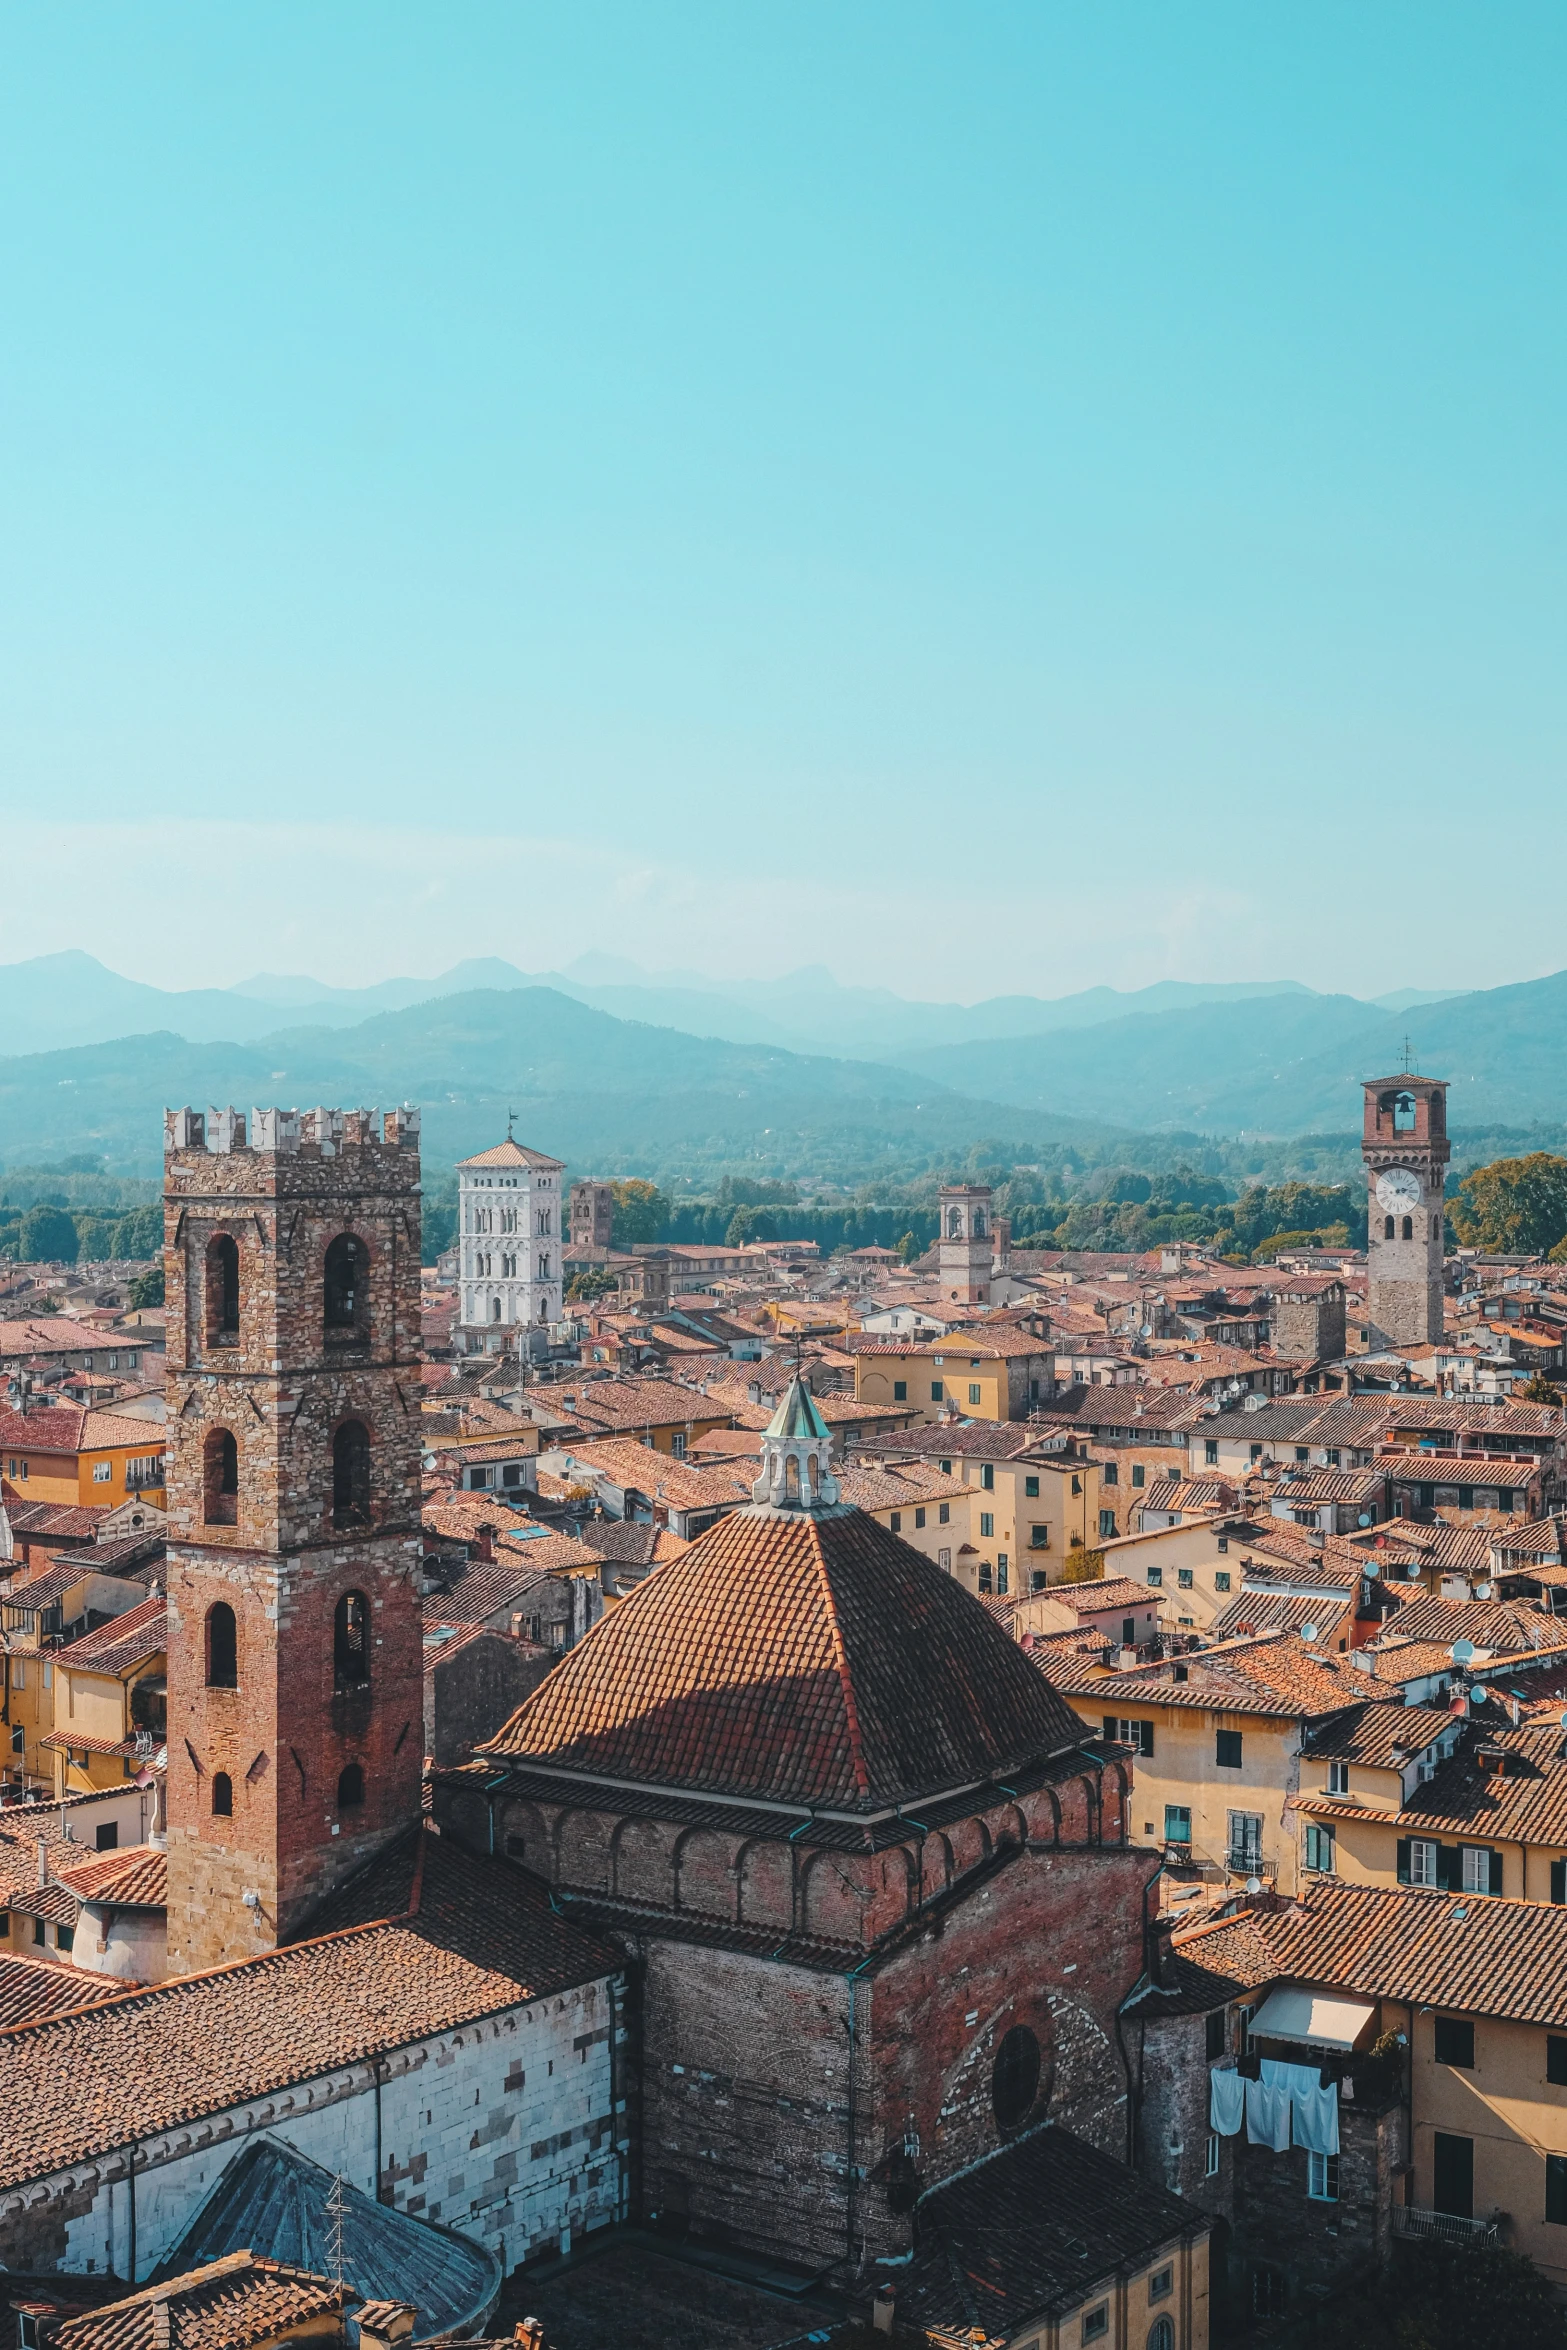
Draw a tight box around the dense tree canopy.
[609,1179,670,1246]
[1450,1152,1567,1258]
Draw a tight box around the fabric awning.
[1248,1987,1376,2051]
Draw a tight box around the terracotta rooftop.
[1302,1718,1567,1848]
[1299,1700,1455,1770]
[1210,1589,1354,1644]
[0,1405,166,1453]
[0,1953,129,2027]
[454,1138,565,1171]
[1197,1876,1567,2031]
[57,1594,167,1676]
[852,1422,1048,1463]
[52,2256,342,2350]
[481,1499,1086,1813]
[1045,1632,1360,1722]
[54,1845,168,1909]
[0,1826,614,2195]
[1374,1591,1567,1657]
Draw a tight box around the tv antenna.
[325,2173,347,2289]
[1401,1035,1416,1075]
[506,1106,518,1141]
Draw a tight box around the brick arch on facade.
[1028,1783,1064,1844]
[1072,1768,1104,1844]
[919,1831,954,1903]
[611,1815,675,1907]
[946,1815,991,1881]
[672,1826,738,1917]
[735,1837,793,1930]
[878,1841,920,1930]
[555,1808,613,1895]
[498,1798,549,1875]
[801,1849,876,1943]
[1097,1756,1131,1842]
[989,1803,1029,1852]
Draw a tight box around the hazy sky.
[2,6,1563,1001]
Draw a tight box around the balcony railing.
[1392,2205,1499,2247]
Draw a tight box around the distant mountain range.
[891,974,1567,1135]
[0,988,1120,1175]
[0,949,1460,1061]
[0,949,1550,1173]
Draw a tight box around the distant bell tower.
[162,1104,425,1975]
[937,1183,993,1306]
[1362,1070,1449,1350]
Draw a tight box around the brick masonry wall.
[1272,1297,1347,1365]
[435,1752,1154,2276]
[1231,2095,1404,2304]
[0,1987,623,2282]
[163,1117,426,1970]
[427,1634,553,1769]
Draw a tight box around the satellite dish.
[1358,1513,1373,1528]
[1301,1623,1319,1644]
[1472,1685,1489,1704]
[1245,1876,1263,1895]
[1450,1640,1476,1666]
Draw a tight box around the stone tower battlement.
[165,1102,420,1161]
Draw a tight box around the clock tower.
[1362,1071,1449,1350]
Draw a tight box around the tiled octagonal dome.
[481,1500,1084,1812]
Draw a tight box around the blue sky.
[1,5,1563,999]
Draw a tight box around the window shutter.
[1141,1723,1155,1759]
[1104,1716,1117,1745]
[1489,1849,1504,1896]
[1436,1845,1459,1891]
[1397,1839,1411,1885]
[1552,1859,1566,1905]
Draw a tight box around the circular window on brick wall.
[991,2024,1042,2134]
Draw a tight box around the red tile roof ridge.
[0,1840,437,2051]
[810,1517,872,1805]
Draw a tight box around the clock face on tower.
[1375,1167,1423,1215]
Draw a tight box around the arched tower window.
[211,1771,233,1817]
[991,2024,1042,2133]
[1384,1216,1395,1241]
[492,1296,503,1322]
[337,1761,365,1809]
[332,1421,371,1529]
[205,1234,240,1343]
[203,1429,238,1526]
[205,1601,238,1687]
[334,1590,370,1689]
[323,1234,368,1336]
[1402,1216,1413,1240]
[1394,1092,1417,1132]
[973,1210,987,1240]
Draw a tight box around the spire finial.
[506,1105,517,1141]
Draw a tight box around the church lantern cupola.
[751,1373,840,1511]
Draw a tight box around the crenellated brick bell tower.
[162,1103,424,1975]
